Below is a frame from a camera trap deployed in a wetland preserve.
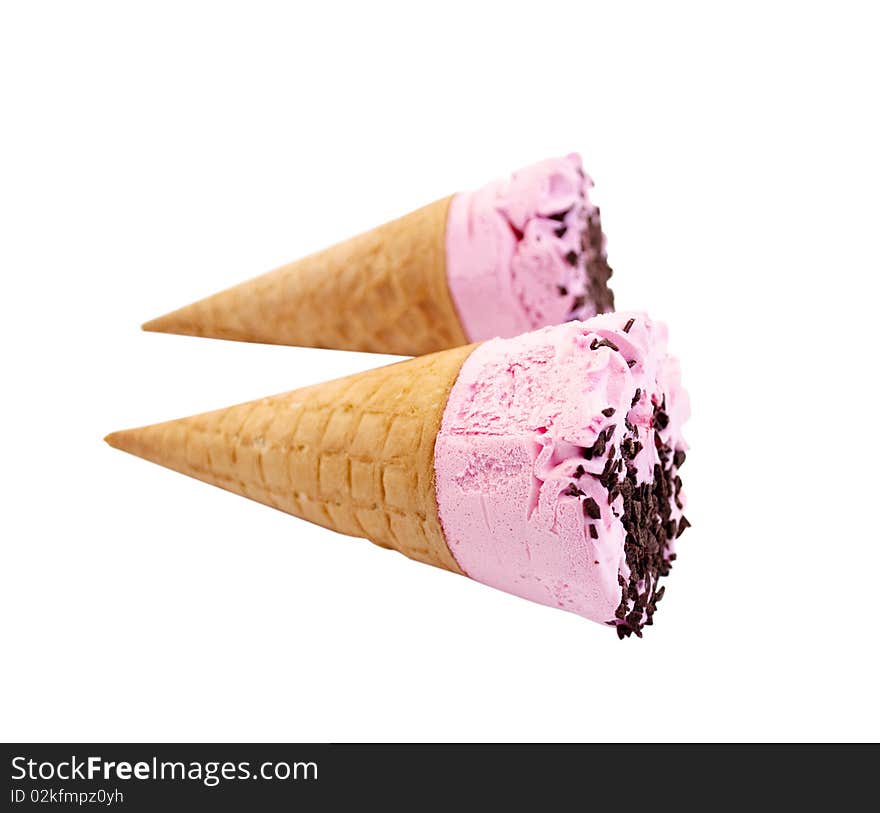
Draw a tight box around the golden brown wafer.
[106,343,478,571]
[143,197,468,356]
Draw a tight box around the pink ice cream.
[444,154,614,343]
[434,312,690,636]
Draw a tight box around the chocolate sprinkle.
[583,497,601,519]
[623,318,635,333]
[577,208,615,317]
[568,382,688,641]
[565,251,578,266]
[621,438,644,460]
[590,337,620,352]
[557,285,568,296]
[583,426,613,460]
[554,226,567,238]
[612,404,685,638]
[631,388,641,408]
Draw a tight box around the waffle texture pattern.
[106,345,477,571]
[143,197,469,355]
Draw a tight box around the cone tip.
[142,312,179,334]
[104,428,142,454]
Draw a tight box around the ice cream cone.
[109,313,691,635]
[143,154,615,355]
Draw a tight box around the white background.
[1,1,878,742]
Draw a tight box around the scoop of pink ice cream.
[434,312,690,636]
[444,154,614,342]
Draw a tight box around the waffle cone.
[106,344,477,572]
[143,197,469,356]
